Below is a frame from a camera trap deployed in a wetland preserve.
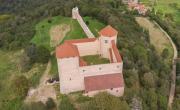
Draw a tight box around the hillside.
[32,16,104,50]
[0,0,175,110]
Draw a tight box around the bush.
[36,46,50,63]
[11,75,29,99]
[161,48,169,59]
[25,44,50,64]
[142,72,155,88]
[80,92,130,110]
[21,101,47,110]
[58,95,75,110]
[46,98,56,109]
[20,54,32,72]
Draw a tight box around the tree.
[172,99,180,110]
[146,89,158,110]
[11,75,29,99]
[25,44,50,64]
[157,94,167,110]
[143,72,155,88]
[36,46,50,63]
[131,45,148,62]
[161,48,169,59]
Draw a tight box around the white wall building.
[56,25,125,97]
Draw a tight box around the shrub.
[36,46,50,63]
[81,92,130,110]
[20,54,32,72]
[25,44,50,64]
[46,98,56,109]
[11,75,29,99]
[21,101,47,110]
[161,48,169,59]
[58,95,75,110]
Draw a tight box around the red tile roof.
[65,38,96,44]
[84,73,124,92]
[56,42,79,58]
[99,25,118,37]
[111,40,122,62]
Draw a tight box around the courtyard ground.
[82,55,110,65]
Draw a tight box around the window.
[99,67,102,70]
[105,40,108,43]
[116,90,118,92]
[83,70,86,72]
[117,65,119,68]
[111,88,113,90]
[69,78,72,80]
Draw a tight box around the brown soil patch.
[50,24,70,47]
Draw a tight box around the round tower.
[99,25,118,58]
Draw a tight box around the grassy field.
[136,17,174,62]
[140,0,180,24]
[82,55,110,65]
[31,16,105,50]
[0,50,46,109]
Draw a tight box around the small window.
[99,67,102,70]
[116,90,118,92]
[117,65,119,68]
[111,88,113,90]
[105,40,108,43]
[69,78,72,80]
[83,70,86,72]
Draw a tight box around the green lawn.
[49,55,58,77]
[82,55,110,65]
[31,16,105,51]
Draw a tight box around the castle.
[56,8,124,97]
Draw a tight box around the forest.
[0,0,179,110]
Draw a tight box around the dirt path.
[25,55,57,103]
[136,17,178,109]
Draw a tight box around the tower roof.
[99,25,118,37]
[56,42,79,58]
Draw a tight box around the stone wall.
[73,40,100,56]
[79,63,123,76]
